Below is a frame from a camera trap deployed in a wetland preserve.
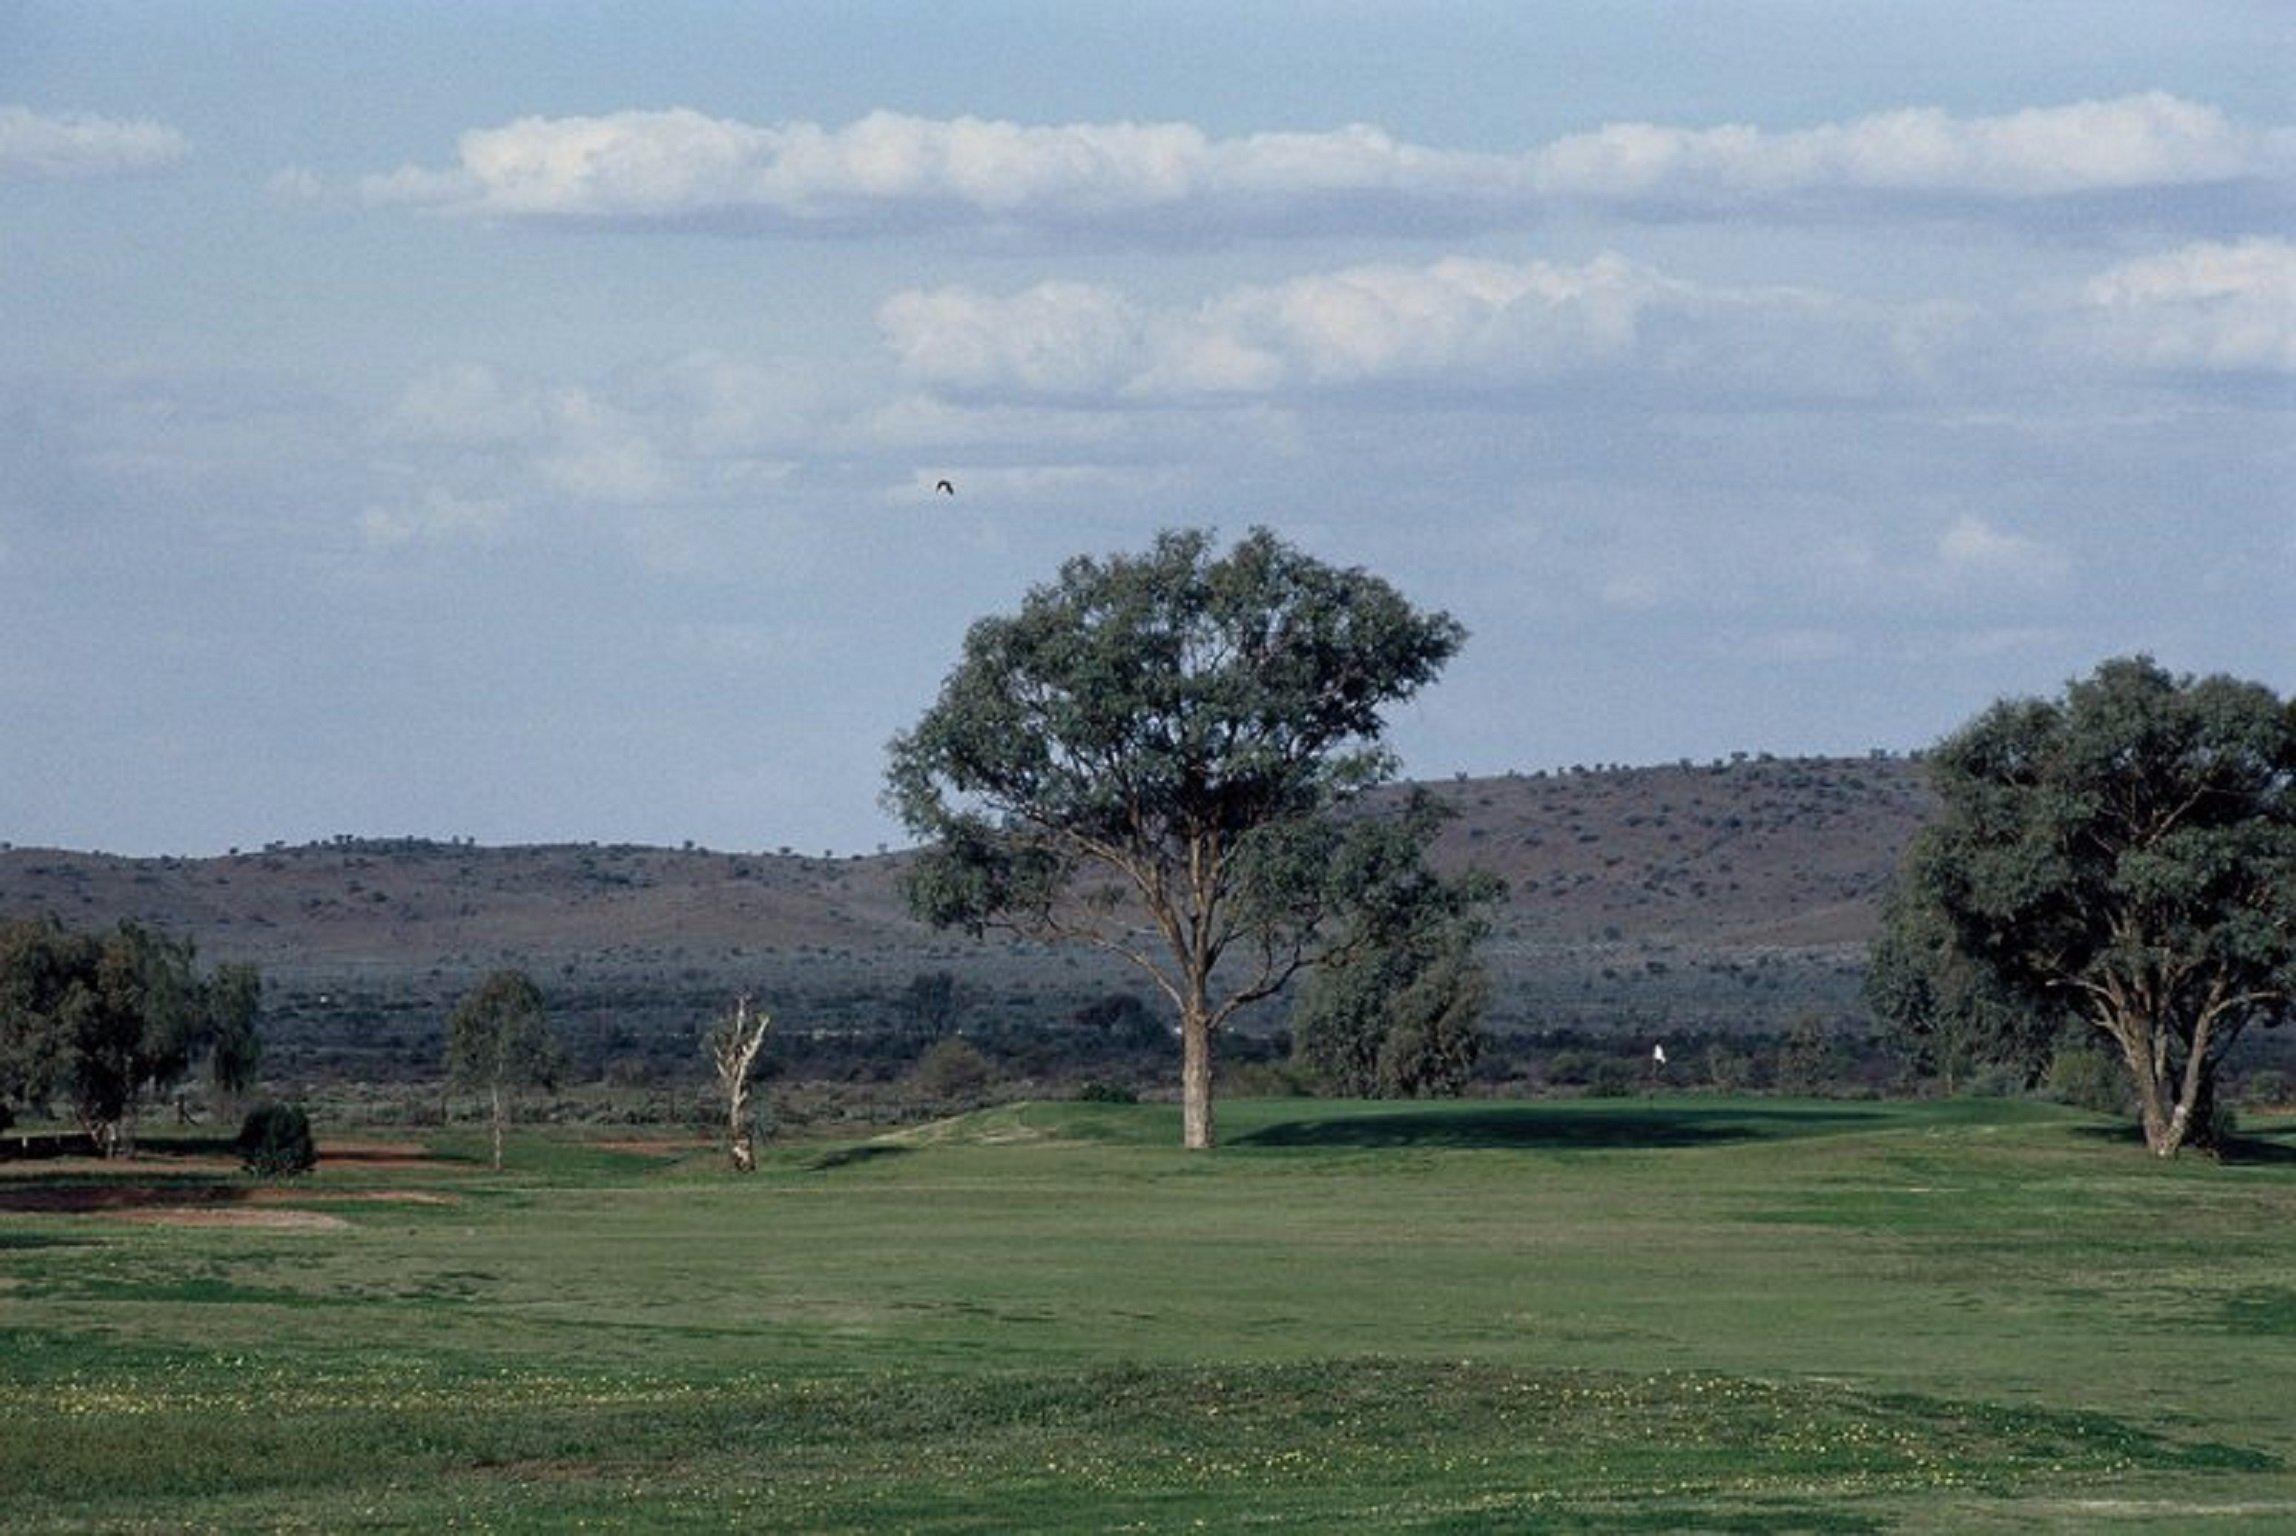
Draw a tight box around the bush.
[911,1038,992,1100]
[2241,1069,2290,1108]
[1584,1058,1637,1098]
[2042,1042,2128,1116]
[235,1103,317,1178]
[1074,1080,1136,1104]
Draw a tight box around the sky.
[2,1,2290,856]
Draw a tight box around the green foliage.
[205,963,263,1096]
[885,527,1466,1146]
[1878,656,2295,1154]
[0,916,264,1154]
[2042,1037,2129,1116]
[446,969,561,1094]
[447,969,561,1169]
[234,1102,317,1177]
[1074,1079,1137,1104]
[1773,1015,1845,1096]
[1866,887,2049,1091]
[912,1037,992,1100]
[1291,837,1501,1099]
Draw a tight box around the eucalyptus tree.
[446,969,562,1171]
[887,527,1465,1149]
[0,917,261,1155]
[1874,657,2294,1155]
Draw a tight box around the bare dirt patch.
[108,1207,347,1231]
[248,1187,460,1207]
[316,1140,459,1170]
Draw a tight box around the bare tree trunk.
[1181,1011,1215,1151]
[489,1084,505,1171]
[712,995,772,1173]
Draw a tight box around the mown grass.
[3,1096,2294,1531]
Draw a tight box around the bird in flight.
[934,478,955,496]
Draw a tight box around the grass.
[3,1095,2294,1531]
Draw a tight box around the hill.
[0,754,1934,1079]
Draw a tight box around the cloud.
[2074,237,2296,373]
[1530,91,2280,204]
[358,487,510,548]
[879,255,1932,403]
[0,105,187,180]
[355,94,2289,236]
[1936,514,2069,585]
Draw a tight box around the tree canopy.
[885,526,1467,1148]
[1292,808,1503,1099]
[447,969,561,1170]
[1874,657,2294,1155]
[0,916,263,1154]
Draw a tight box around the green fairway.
[4,1097,2293,1531]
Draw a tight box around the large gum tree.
[1880,657,2294,1156]
[886,527,1466,1149]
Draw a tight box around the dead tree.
[708,994,773,1172]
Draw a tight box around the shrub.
[912,1038,992,1100]
[1584,1058,1637,1098]
[2241,1069,2290,1108]
[1075,1080,1137,1104]
[2042,1042,2128,1116]
[236,1103,317,1178]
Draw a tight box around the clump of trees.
[0,916,263,1156]
[887,527,1469,1149]
[1870,657,2293,1156]
[1292,805,1502,1098]
[446,969,562,1170]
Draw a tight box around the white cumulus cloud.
[0,105,187,180]
[355,94,2290,235]
[2075,237,2296,373]
[880,255,1925,403]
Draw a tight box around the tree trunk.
[727,1079,755,1172]
[1181,1011,1215,1151]
[2115,1027,2212,1158]
[489,1084,505,1171]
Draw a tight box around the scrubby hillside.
[0,754,1933,1078]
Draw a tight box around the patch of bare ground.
[108,1207,347,1230]
[250,1188,458,1206]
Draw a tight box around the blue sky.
[2,2,2290,855]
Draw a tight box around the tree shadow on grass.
[1233,1102,1876,1152]
[804,1144,915,1173]
[2066,1121,2296,1166]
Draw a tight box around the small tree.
[205,962,264,1107]
[887,527,1465,1149]
[707,994,773,1172]
[1293,844,1501,1099]
[446,970,561,1171]
[1875,657,2294,1155]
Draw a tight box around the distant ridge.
[0,754,1934,1067]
